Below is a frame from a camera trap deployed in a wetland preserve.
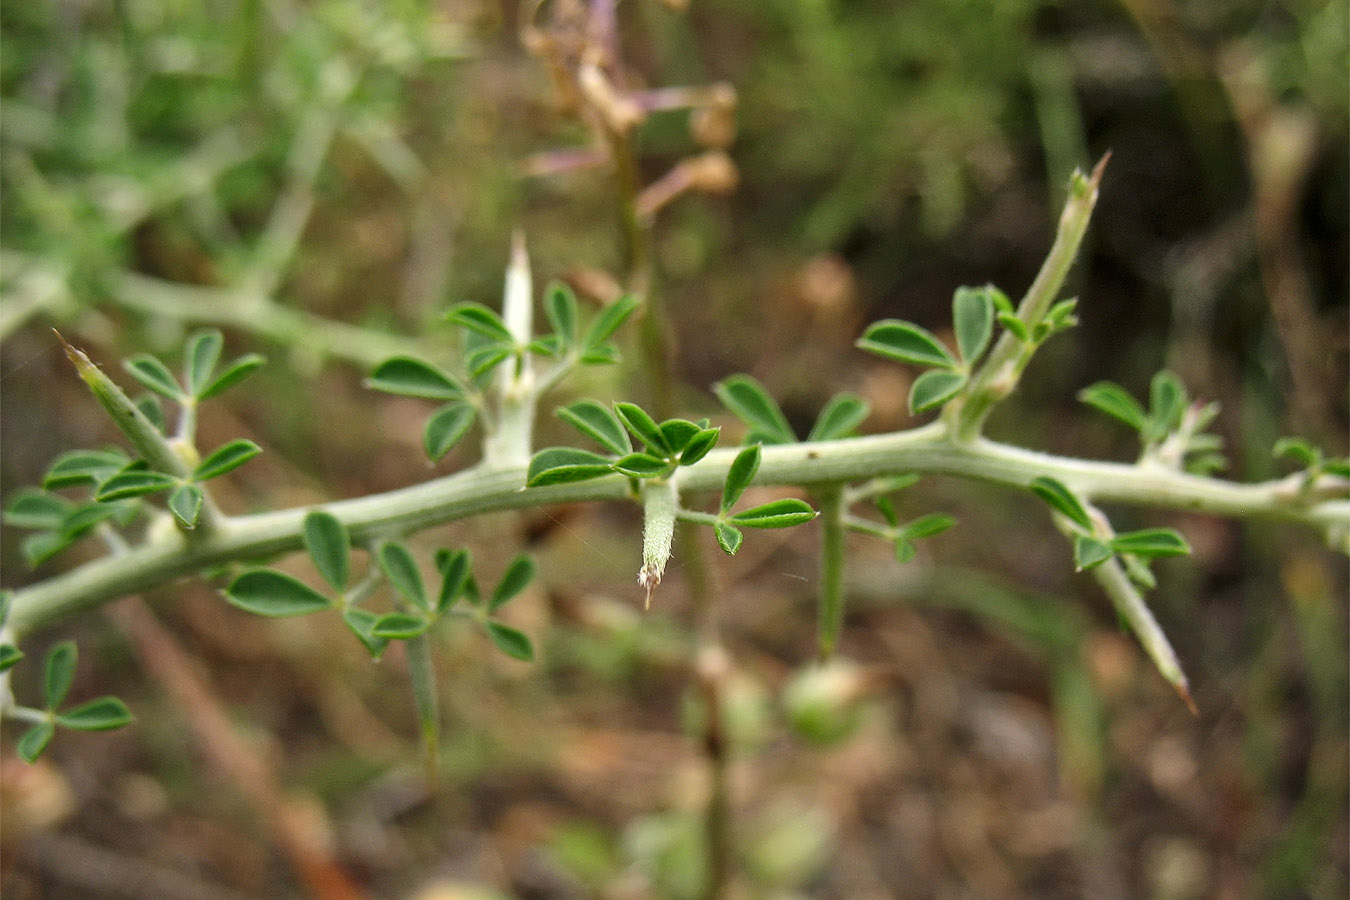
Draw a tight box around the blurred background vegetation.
[1,1,1346,898]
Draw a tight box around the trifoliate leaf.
[545,281,578,348]
[582,293,641,348]
[679,428,720,467]
[900,513,956,539]
[579,343,622,366]
[1272,437,1318,467]
[59,502,125,540]
[466,343,512,378]
[370,612,430,639]
[613,452,671,478]
[435,548,471,614]
[44,449,130,490]
[658,419,702,455]
[997,312,1029,342]
[1148,371,1187,437]
[95,470,177,502]
[0,643,23,673]
[5,490,70,530]
[17,721,55,763]
[342,608,389,659]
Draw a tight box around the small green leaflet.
[193,439,261,481]
[721,444,761,514]
[714,521,743,555]
[490,555,535,612]
[614,403,671,456]
[424,402,476,461]
[225,570,332,617]
[807,393,870,442]
[730,498,817,528]
[952,286,994,366]
[713,375,795,445]
[856,320,957,370]
[1028,476,1092,531]
[558,400,632,456]
[303,511,350,592]
[366,357,464,400]
[124,354,183,401]
[527,447,615,487]
[909,370,966,414]
[1078,381,1148,433]
[485,621,534,661]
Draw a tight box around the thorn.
[1090,150,1112,188]
[1176,679,1198,716]
[638,564,660,610]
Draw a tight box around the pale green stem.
[403,631,441,784]
[8,423,1348,637]
[1083,538,1196,713]
[2,706,50,725]
[110,270,444,371]
[816,485,846,660]
[954,156,1108,441]
[58,334,224,536]
[639,476,679,609]
[244,93,345,298]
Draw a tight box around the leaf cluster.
[527,400,719,486]
[1078,371,1225,474]
[368,287,641,462]
[223,511,535,662]
[856,285,1075,415]
[713,374,869,445]
[4,330,263,557]
[711,445,818,554]
[4,630,133,763]
[1029,476,1190,586]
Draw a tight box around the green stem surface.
[8,423,1347,637]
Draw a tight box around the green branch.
[8,421,1346,638]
